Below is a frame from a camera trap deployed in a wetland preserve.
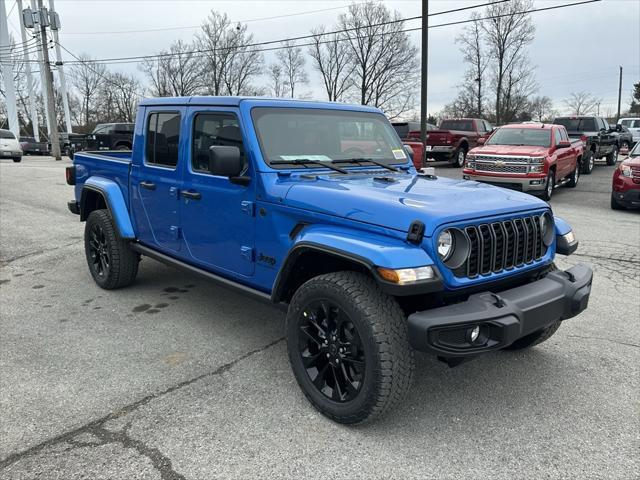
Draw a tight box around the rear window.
[440,120,474,131]
[486,127,552,147]
[0,130,16,139]
[554,118,597,132]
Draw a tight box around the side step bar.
[130,243,282,309]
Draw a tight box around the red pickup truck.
[462,123,584,201]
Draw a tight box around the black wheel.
[286,271,414,424]
[12,157,21,163]
[540,170,555,201]
[581,150,594,174]
[84,209,139,289]
[566,163,579,188]
[505,321,561,350]
[116,144,131,151]
[610,193,625,210]
[453,148,466,168]
[606,145,618,165]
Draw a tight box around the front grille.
[631,165,640,182]
[451,214,547,278]
[472,155,531,175]
[475,163,528,174]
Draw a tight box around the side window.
[554,128,563,145]
[560,128,569,142]
[483,121,492,132]
[192,113,244,173]
[598,118,607,130]
[146,112,181,168]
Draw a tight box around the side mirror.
[477,137,486,145]
[557,140,572,149]
[615,124,622,132]
[209,145,243,178]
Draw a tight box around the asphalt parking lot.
[0,156,638,479]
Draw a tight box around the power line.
[59,0,512,66]
[59,0,601,67]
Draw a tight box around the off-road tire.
[286,271,414,424]
[566,163,579,188]
[610,193,624,210]
[12,157,21,163]
[84,209,139,289]
[581,150,594,174]
[606,145,618,166]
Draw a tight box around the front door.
[130,109,184,253]
[179,108,256,277]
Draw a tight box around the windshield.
[0,130,16,139]
[440,120,474,131]
[486,128,551,147]
[251,108,407,167]
[554,118,597,132]
[630,142,640,157]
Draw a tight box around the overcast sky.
[6,0,640,116]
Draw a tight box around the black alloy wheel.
[298,299,365,403]
[88,222,110,278]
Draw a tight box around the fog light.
[468,325,480,343]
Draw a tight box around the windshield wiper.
[270,159,348,174]
[333,157,399,172]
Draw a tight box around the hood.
[281,172,547,236]
[623,155,640,167]
[471,145,549,156]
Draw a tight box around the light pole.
[419,0,429,167]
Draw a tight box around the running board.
[556,177,571,187]
[130,243,282,309]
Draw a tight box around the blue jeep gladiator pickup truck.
[67,96,592,424]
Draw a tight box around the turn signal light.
[377,266,435,284]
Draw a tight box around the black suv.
[553,116,619,174]
[85,123,134,151]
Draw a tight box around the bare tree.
[140,40,202,97]
[529,95,554,122]
[308,27,354,102]
[267,63,288,97]
[500,56,538,123]
[197,11,263,96]
[481,0,535,124]
[455,13,487,117]
[338,2,419,118]
[275,40,308,98]
[563,91,601,116]
[70,54,106,126]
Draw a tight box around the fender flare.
[81,176,135,239]
[271,225,441,302]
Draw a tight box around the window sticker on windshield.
[392,149,406,160]
[280,155,332,161]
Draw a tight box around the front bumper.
[463,172,547,192]
[407,264,592,356]
[612,188,640,208]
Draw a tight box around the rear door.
[179,107,256,277]
[554,127,572,178]
[130,108,185,253]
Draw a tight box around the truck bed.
[73,151,132,206]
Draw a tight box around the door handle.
[140,181,156,190]
[181,190,201,200]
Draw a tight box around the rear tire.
[504,321,561,350]
[581,150,594,174]
[84,209,139,289]
[286,271,414,424]
[606,145,618,165]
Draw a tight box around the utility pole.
[0,0,20,136]
[616,66,623,121]
[16,0,40,141]
[48,0,72,133]
[37,0,61,159]
[419,0,429,167]
[30,0,50,139]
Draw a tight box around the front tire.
[606,145,618,165]
[286,271,414,424]
[13,157,21,163]
[540,170,555,201]
[453,148,466,168]
[84,209,139,289]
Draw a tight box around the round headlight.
[437,229,454,261]
[540,212,555,246]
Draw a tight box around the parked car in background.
[552,116,618,173]
[19,136,49,155]
[392,121,437,169]
[611,141,640,210]
[0,129,23,162]
[617,117,640,145]
[84,122,134,151]
[59,132,88,158]
[426,118,493,167]
[463,124,583,201]
[610,123,634,151]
